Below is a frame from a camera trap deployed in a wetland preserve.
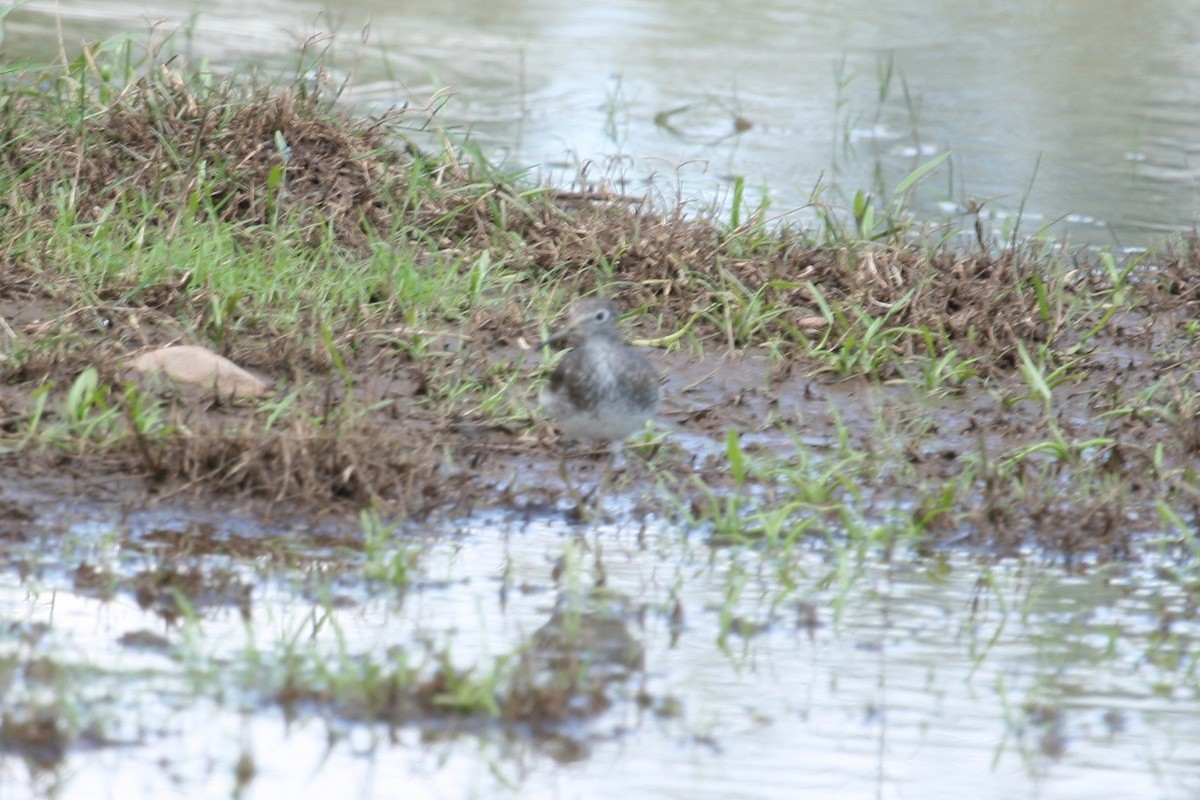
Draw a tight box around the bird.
[539,295,660,492]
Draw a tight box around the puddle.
[2,499,1199,799]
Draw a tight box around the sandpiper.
[539,296,660,470]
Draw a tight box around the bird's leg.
[586,441,625,512]
[567,441,619,521]
[558,443,582,505]
[559,442,605,524]
[608,440,628,474]
[561,446,600,522]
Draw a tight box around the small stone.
[128,345,270,399]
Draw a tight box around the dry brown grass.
[3,67,401,245]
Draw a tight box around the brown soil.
[3,70,1200,558]
[0,308,1192,561]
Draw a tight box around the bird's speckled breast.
[541,338,659,442]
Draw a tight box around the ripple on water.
[1,499,1200,799]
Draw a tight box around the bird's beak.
[538,324,572,349]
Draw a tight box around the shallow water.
[2,500,1199,799]
[7,0,1200,245]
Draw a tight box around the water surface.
[6,0,1200,244]
[2,501,1199,799]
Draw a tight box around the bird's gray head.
[540,296,623,349]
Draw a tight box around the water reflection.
[7,0,1200,244]
[2,502,1200,799]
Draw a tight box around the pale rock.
[128,345,270,399]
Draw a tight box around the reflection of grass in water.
[960,560,1199,773]
[0,513,656,779]
[6,498,1200,793]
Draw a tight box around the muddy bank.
[0,310,1189,560]
[0,66,1198,557]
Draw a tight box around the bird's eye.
[594,310,608,322]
